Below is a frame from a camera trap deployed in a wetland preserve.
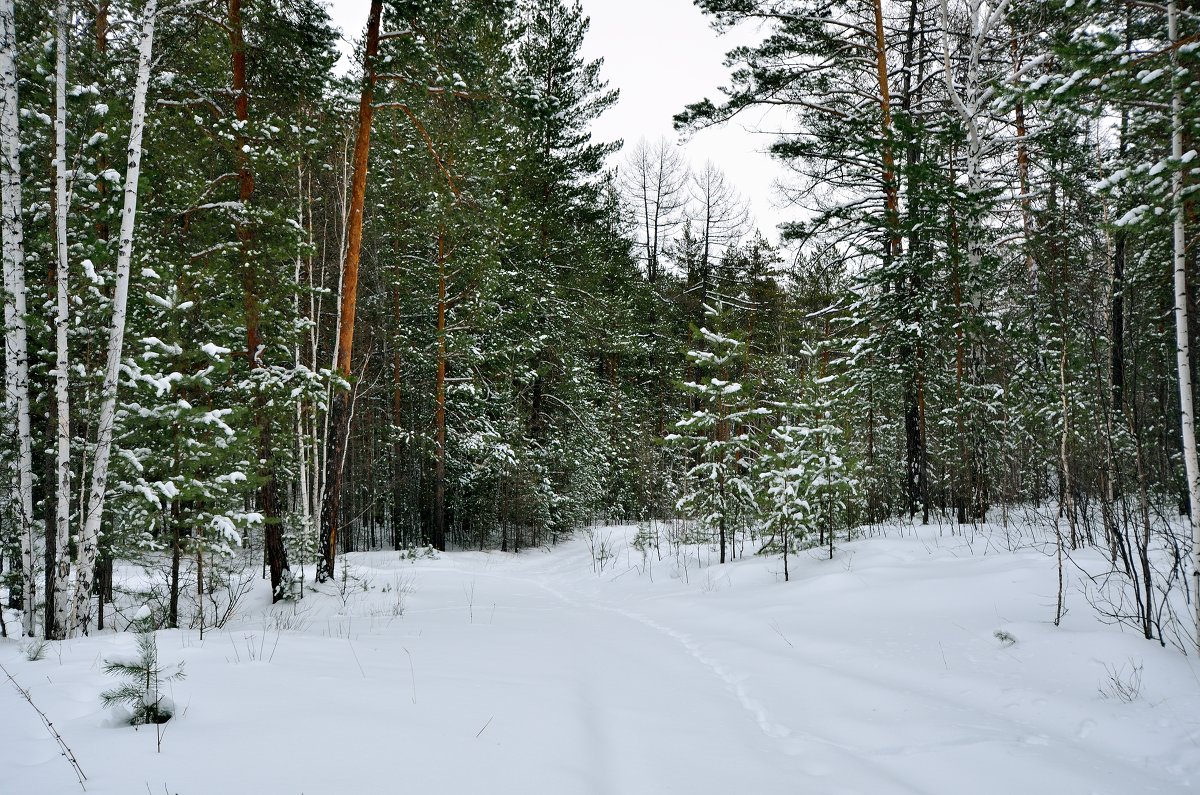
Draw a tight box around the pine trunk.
[433,230,447,552]
[230,0,289,600]
[318,0,382,581]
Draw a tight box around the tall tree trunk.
[318,0,382,582]
[1,0,37,637]
[950,190,970,525]
[229,0,289,600]
[433,230,447,552]
[391,287,404,550]
[943,0,1002,522]
[871,0,899,257]
[1166,0,1200,652]
[91,2,113,631]
[71,0,158,635]
[872,0,924,519]
[1112,233,1126,409]
[49,0,73,639]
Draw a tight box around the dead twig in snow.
[0,661,87,790]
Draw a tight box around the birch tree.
[49,0,73,640]
[0,0,37,636]
[72,0,159,634]
[1165,0,1200,652]
[939,0,1012,295]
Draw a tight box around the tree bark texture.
[318,0,382,581]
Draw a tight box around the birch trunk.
[941,0,983,522]
[49,0,73,640]
[71,0,158,635]
[295,162,311,530]
[940,0,987,283]
[0,0,37,637]
[1010,37,1037,303]
[1166,0,1200,653]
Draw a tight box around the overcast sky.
[325,0,784,239]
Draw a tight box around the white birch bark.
[940,0,1010,303]
[50,0,73,640]
[295,163,308,513]
[70,0,158,635]
[294,161,313,543]
[1166,0,1200,652]
[312,133,351,532]
[0,0,37,637]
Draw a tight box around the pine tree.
[670,307,764,564]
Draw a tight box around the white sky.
[325,0,785,240]
[575,0,782,239]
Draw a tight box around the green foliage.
[101,630,186,726]
[670,306,766,552]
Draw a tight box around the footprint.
[1077,719,1096,740]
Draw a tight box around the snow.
[1116,204,1151,227]
[1138,68,1166,85]
[2,522,1198,794]
[80,259,101,285]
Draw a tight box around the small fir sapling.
[282,513,319,599]
[101,616,185,726]
[400,544,438,561]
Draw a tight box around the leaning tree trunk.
[229,0,289,600]
[71,0,158,635]
[0,0,37,637]
[318,0,382,582]
[92,1,114,631]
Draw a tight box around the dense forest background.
[2,0,1199,649]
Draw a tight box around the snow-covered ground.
[3,522,1199,794]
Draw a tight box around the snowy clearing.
[3,523,1199,794]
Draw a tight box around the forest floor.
[2,518,1199,794]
